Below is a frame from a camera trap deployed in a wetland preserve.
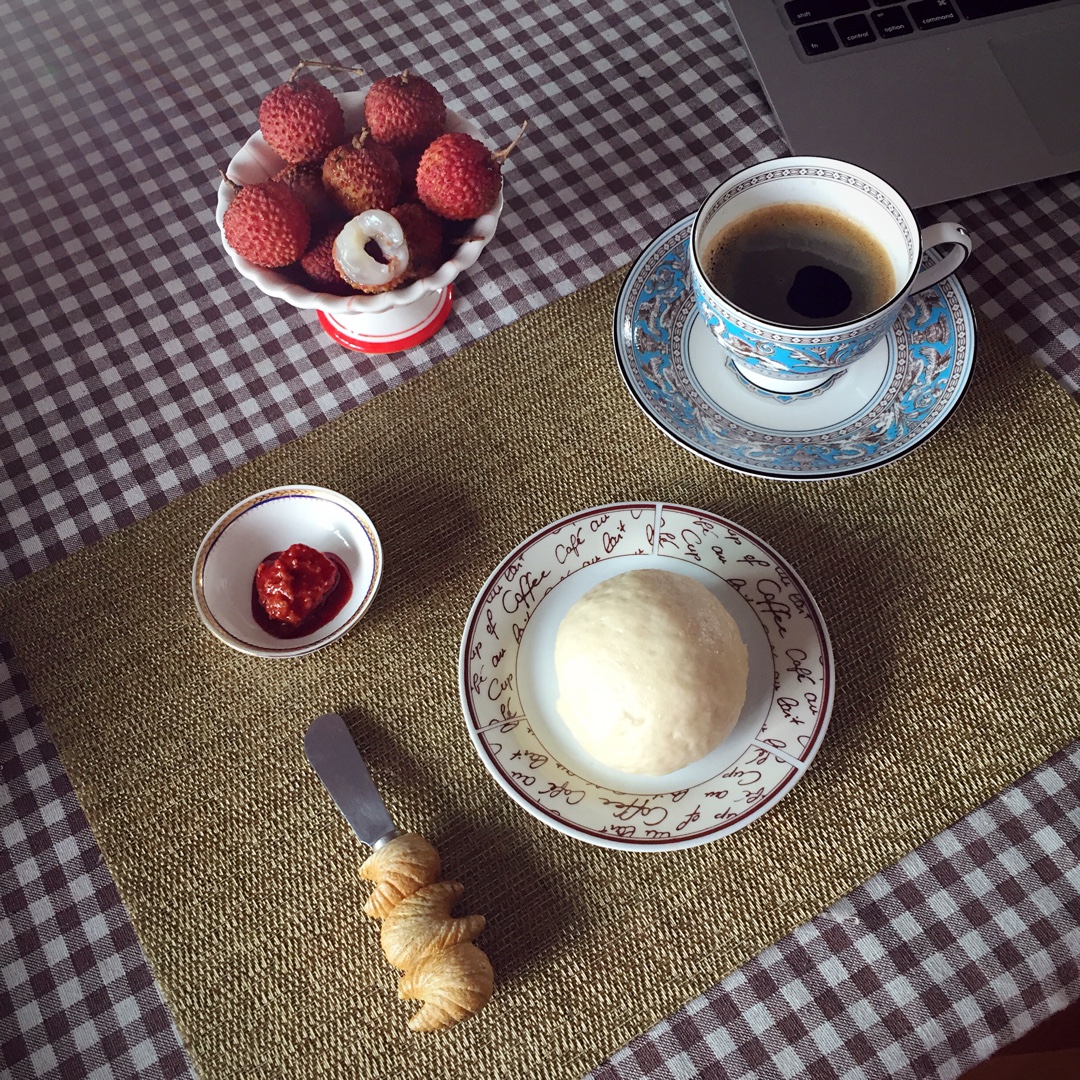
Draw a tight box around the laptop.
[724,0,1080,206]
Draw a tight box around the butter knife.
[303,712,402,850]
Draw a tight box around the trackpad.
[990,26,1080,156]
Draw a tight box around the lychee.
[364,71,446,153]
[333,209,410,294]
[391,203,444,279]
[322,131,401,216]
[222,179,310,268]
[416,132,503,220]
[299,220,354,294]
[258,74,344,164]
[272,161,339,224]
[395,148,423,204]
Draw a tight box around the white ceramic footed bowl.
[215,90,504,315]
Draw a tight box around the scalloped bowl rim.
[215,89,503,314]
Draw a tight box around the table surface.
[1,2,1078,1078]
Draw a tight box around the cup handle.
[910,222,972,294]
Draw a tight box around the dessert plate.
[459,503,833,852]
[613,214,975,480]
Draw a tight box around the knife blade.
[304,712,401,850]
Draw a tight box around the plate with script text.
[458,503,834,851]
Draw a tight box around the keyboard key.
[836,13,877,44]
[871,5,915,35]
[955,0,1054,16]
[796,22,841,54]
[909,0,961,28]
[785,0,869,26]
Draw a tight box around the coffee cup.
[690,156,971,392]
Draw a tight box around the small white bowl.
[192,486,382,658]
[215,89,504,317]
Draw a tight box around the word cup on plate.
[689,156,971,392]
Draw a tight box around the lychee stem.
[288,60,366,82]
[219,169,240,191]
[493,120,528,164]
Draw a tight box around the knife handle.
[359,833,494,1032]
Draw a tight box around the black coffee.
[702,203,896,328]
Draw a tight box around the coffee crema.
[701,203,896,328]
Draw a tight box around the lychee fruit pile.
[219,62,524,297]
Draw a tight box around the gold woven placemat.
[3,271,1079,1080]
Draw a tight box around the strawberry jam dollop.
[253,543,352,639]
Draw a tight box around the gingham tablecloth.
[1,1,1077,1077]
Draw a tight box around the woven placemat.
[3,271,1079,1080]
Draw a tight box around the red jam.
[252,543,353,639]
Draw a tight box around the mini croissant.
[381,880,486,971]
[359,831,441,919]
[360,833,493,1032]
[398,942,494,1033]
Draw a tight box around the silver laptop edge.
[725,0,1080,207]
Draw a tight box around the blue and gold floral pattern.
[691,162,919,380]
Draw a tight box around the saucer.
[614,214,976,480]
[458,503,833,852]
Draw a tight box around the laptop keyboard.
[785,0,1057,57]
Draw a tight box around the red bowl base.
[317,285,453,354]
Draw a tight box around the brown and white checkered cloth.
[589,745,1080,1080]
[1,1,1078,1077]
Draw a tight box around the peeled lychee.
[258,76,344,164]
[364,71,446,153]
[333,209,410,294]
[322,131,401,216]
[416,132,502,220]
[391,203,444,279]
[222,180,310,268]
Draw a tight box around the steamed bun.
[553,569,748,775]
